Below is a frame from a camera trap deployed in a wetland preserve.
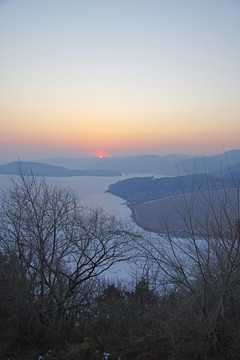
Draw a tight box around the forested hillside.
[107,168,240,204]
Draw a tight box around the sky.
[0,0,240,163]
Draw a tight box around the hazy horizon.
[1,0,240,163]
[1,147,240,167]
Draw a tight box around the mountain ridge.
[1,150,239,176]
[35,149,240,175]
[0,161,122,177]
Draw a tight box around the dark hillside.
[0,161,121,177]
[173,149,240,175]
[107,172,238,204]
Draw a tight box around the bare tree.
[0,172,136,338]
[136,173,240,359]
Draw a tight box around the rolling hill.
[0,161,122,177]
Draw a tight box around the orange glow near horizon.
[3,112,239,152]
[1,113,240,159]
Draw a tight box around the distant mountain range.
[37,149,240,176]
[171,149,240,176]
[36,153,191,174]
[0,162,122,177]
[1,149,239,178]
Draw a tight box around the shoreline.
[129,204,155,233]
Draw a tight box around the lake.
[0,173,165,223]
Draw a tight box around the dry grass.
[130,188,239,235]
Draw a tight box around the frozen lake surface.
[0,173,165,222]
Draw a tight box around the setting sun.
[96,151,107,158]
